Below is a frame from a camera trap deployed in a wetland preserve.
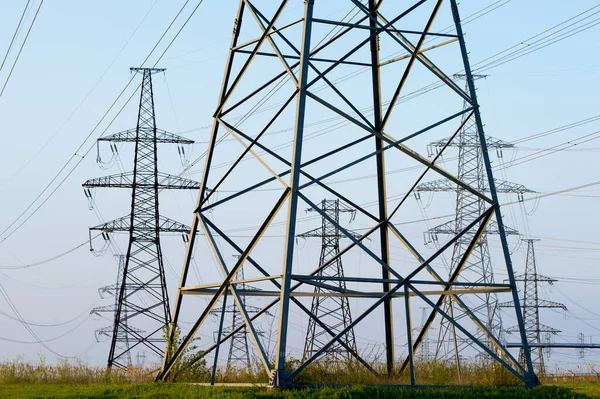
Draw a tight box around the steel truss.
[299,199,358,362]
[158,0,538,387]
[210,257,268,374]
[84,68,199,369]
[91,255,136,367]
[500,239,566,375]
[414,76,535,369]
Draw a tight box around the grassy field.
[1,383,600,399]
[1,359,599,398]
[550,383,600,399]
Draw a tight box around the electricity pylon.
[83,67,199,369]
[211,257,266,371]
[158,0,538,387]
[299,199,358,362]
[578,333,585,359]
[91,255,134,367]
[499,239,566,375]
[414,75,534,367]
[415,307,431,362]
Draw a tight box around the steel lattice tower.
[499,239,566,375]
[415,76,533,368]
[416,307,431,362]
[211,257,266,372]
[83,68,199,368]
[158,0,538,387]
[225,265,252,371]
[299,199,358,362]
[578,333,585,359]
[91,255,134,367]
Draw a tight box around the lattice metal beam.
[158,0,537,387]
[83,172,199,190]
[499,239,566,375]
[84,68,198,369]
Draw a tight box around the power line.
[0,0,161,188]
[0,0,44,98]
[0,0,206,244]
[160,0,517,140]
[499,239,566,375]
[0,305,91,328]
[0,0,539,244]
[3,1,599,277]
[0,318,91,345]
[0,233,101,270]
[158,1,540,385]
[0,0,32,75]
[500,132,600,169]
[0,271,95,291]
[0,279,79,357]
[474,5,600,73]
[504,180,600,206]
[513,114,600,145]
[4,168,597,276]
[0,0,197,239]
[84,67,199,369]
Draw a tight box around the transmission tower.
[136,351,147,367]
[414,75,534,366]
[299,199,358,362]
[499,239,566,375]
[211,256,266,371]
[578,333,585,359]
[90,255,134,367]
[415,307,431,362]
[83,67,199,369]
[159,0,538,387]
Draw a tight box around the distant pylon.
[415,75,534,366]
[578,333,585,359]
[136,351,146,367]
[83,68,199,368]
[299,199,358,362]
[416,307,431,362]
[211,256,266,371]
[499,239,567,375]
[91,255,134,367]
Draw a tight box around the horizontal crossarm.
[89,215,190,233]
[99,128,194,144]
[83,172,199,189]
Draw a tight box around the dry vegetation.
[1,357,599,399]
[0,356,155,385]
[1,356,597,386]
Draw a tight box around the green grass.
[0,357,524,386]
[548,383,600,399]
[0,384,597,399]
[1,358,599,398]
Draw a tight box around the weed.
[0,384,594,399]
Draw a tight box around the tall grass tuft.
[0,356,154,385]
[2,355,595,387]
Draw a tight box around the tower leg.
[273,0,314,387]
[368,0,394,375]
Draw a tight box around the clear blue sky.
[0,0,599,372]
